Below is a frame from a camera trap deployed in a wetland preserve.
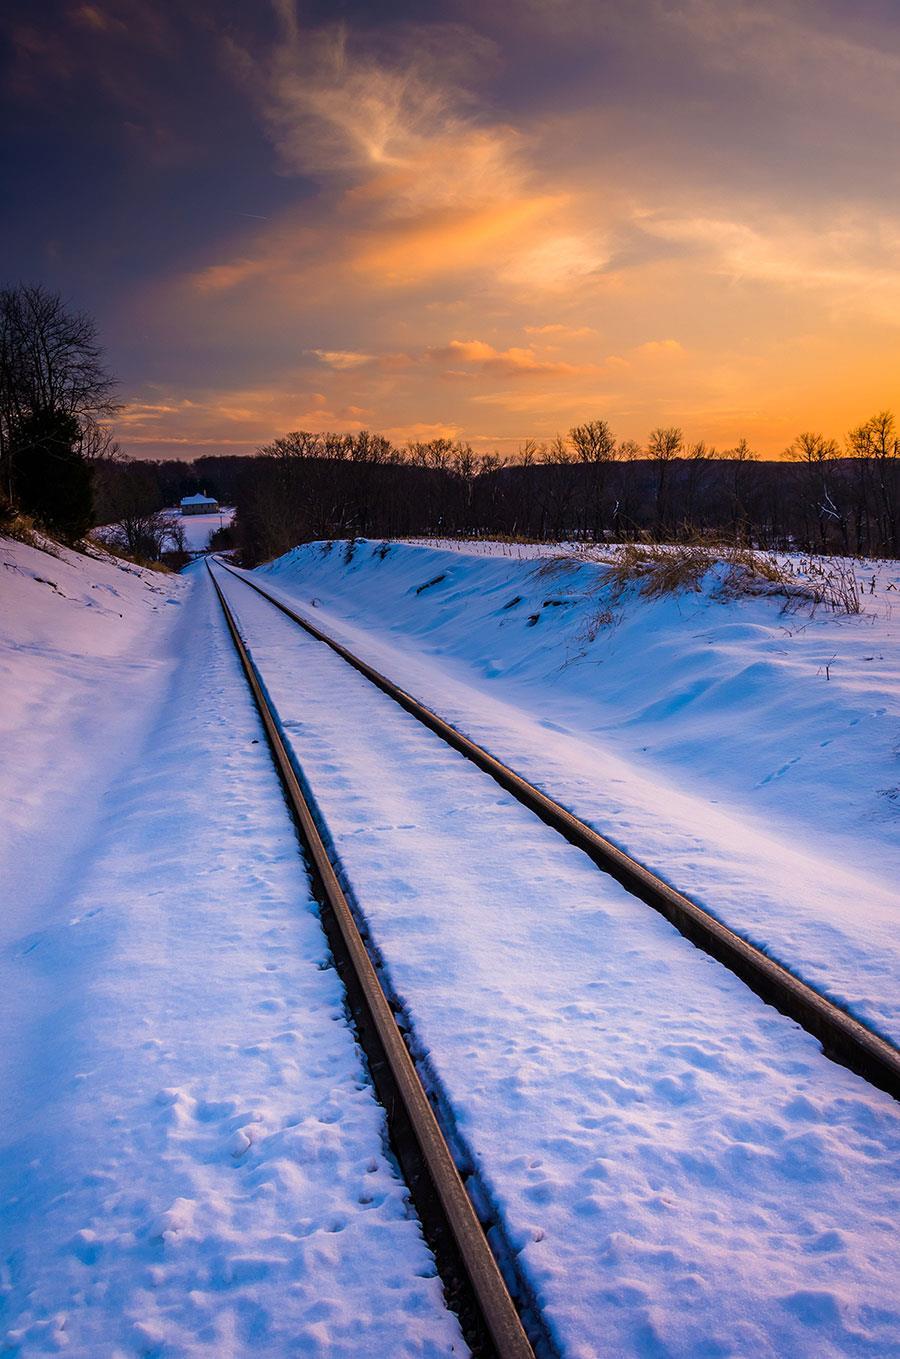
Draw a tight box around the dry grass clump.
[0,510,62,558]
[541,541,870,637]
[533,554,582,581]
[578,606,618,645]
[788,556,863,615]
[578,542,791,601]
[609,542,711,596]
[84,532,175,573]
[592,542,872,618]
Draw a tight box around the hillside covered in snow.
[256,539,900,1042]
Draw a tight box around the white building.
[180,492,219,516]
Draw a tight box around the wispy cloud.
[205,8,607,295]
[310,349,376,370]
[431,338,596,377]
[525,323,598,338]
[637,209,900,324]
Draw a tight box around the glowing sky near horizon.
[4,0,900,459]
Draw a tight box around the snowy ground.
[177,509,234,554]
[0,538,464,1356]
[213,558,900,1359]
[3,529,898,1357]
[252,540,900,1045]
[0,535,185,971]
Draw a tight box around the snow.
[0,538,465,1356]
[213,557,900,1359]
[0,534,186,958]
[252,539,900,1045]
[3,524,898,1357]
[177,507,234,553]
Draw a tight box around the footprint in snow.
[69,1228,107,1264]
[227,1127,254,1158]
[147,1197,197,1242]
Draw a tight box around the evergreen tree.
[11,409,93,542]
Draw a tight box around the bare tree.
[0,284,118,514]
[786,431,840,464]
[569,420,616,462]
[721,437,758,541]
[79,416,121,463]
[538,436,576,539]
[95,458,172,560]
[210,411,900,563]
[546,435,571,463]
[785,431,843,550]
[647,426,683,536]
[847,411,899,555]
[509,439,541,533]
[105,509,179,561]
[568,419,617,539]
[681,440,715,529]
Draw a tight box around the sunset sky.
[4,0,900,459]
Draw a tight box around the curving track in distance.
[211,556,900,1105]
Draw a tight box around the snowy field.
[178,508,234,553]
[2,528,899,1357]
[255,539,900,1044]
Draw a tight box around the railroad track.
[208,562,539,1359]
[210,556,900,1105]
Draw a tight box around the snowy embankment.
[0,534,185,943]
[255,539,900,1043]
[215,559,900,1359]
[0,539,463,1355]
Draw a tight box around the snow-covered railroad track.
[208,555,900,1358]
[209,563,537,1359]
[212,559,899,1105]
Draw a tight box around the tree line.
[95,419,900,565]
[210,421,899,564]
[2,285,898,563]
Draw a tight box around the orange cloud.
[311,349,375,369]
[632,339,686,358]
[382,420,462,444]
[72,5,122,34]
[432,338,597,378]
[350,195,566,286]
[192,259,270,294]
[525,323,598,337]
[213,15,606,296]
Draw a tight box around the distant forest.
[2,285,898,564]
[95,420,900,565]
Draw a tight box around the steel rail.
[212,556,900,1103]
[208,563,536,1359]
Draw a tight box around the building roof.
[180,493,218,506]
